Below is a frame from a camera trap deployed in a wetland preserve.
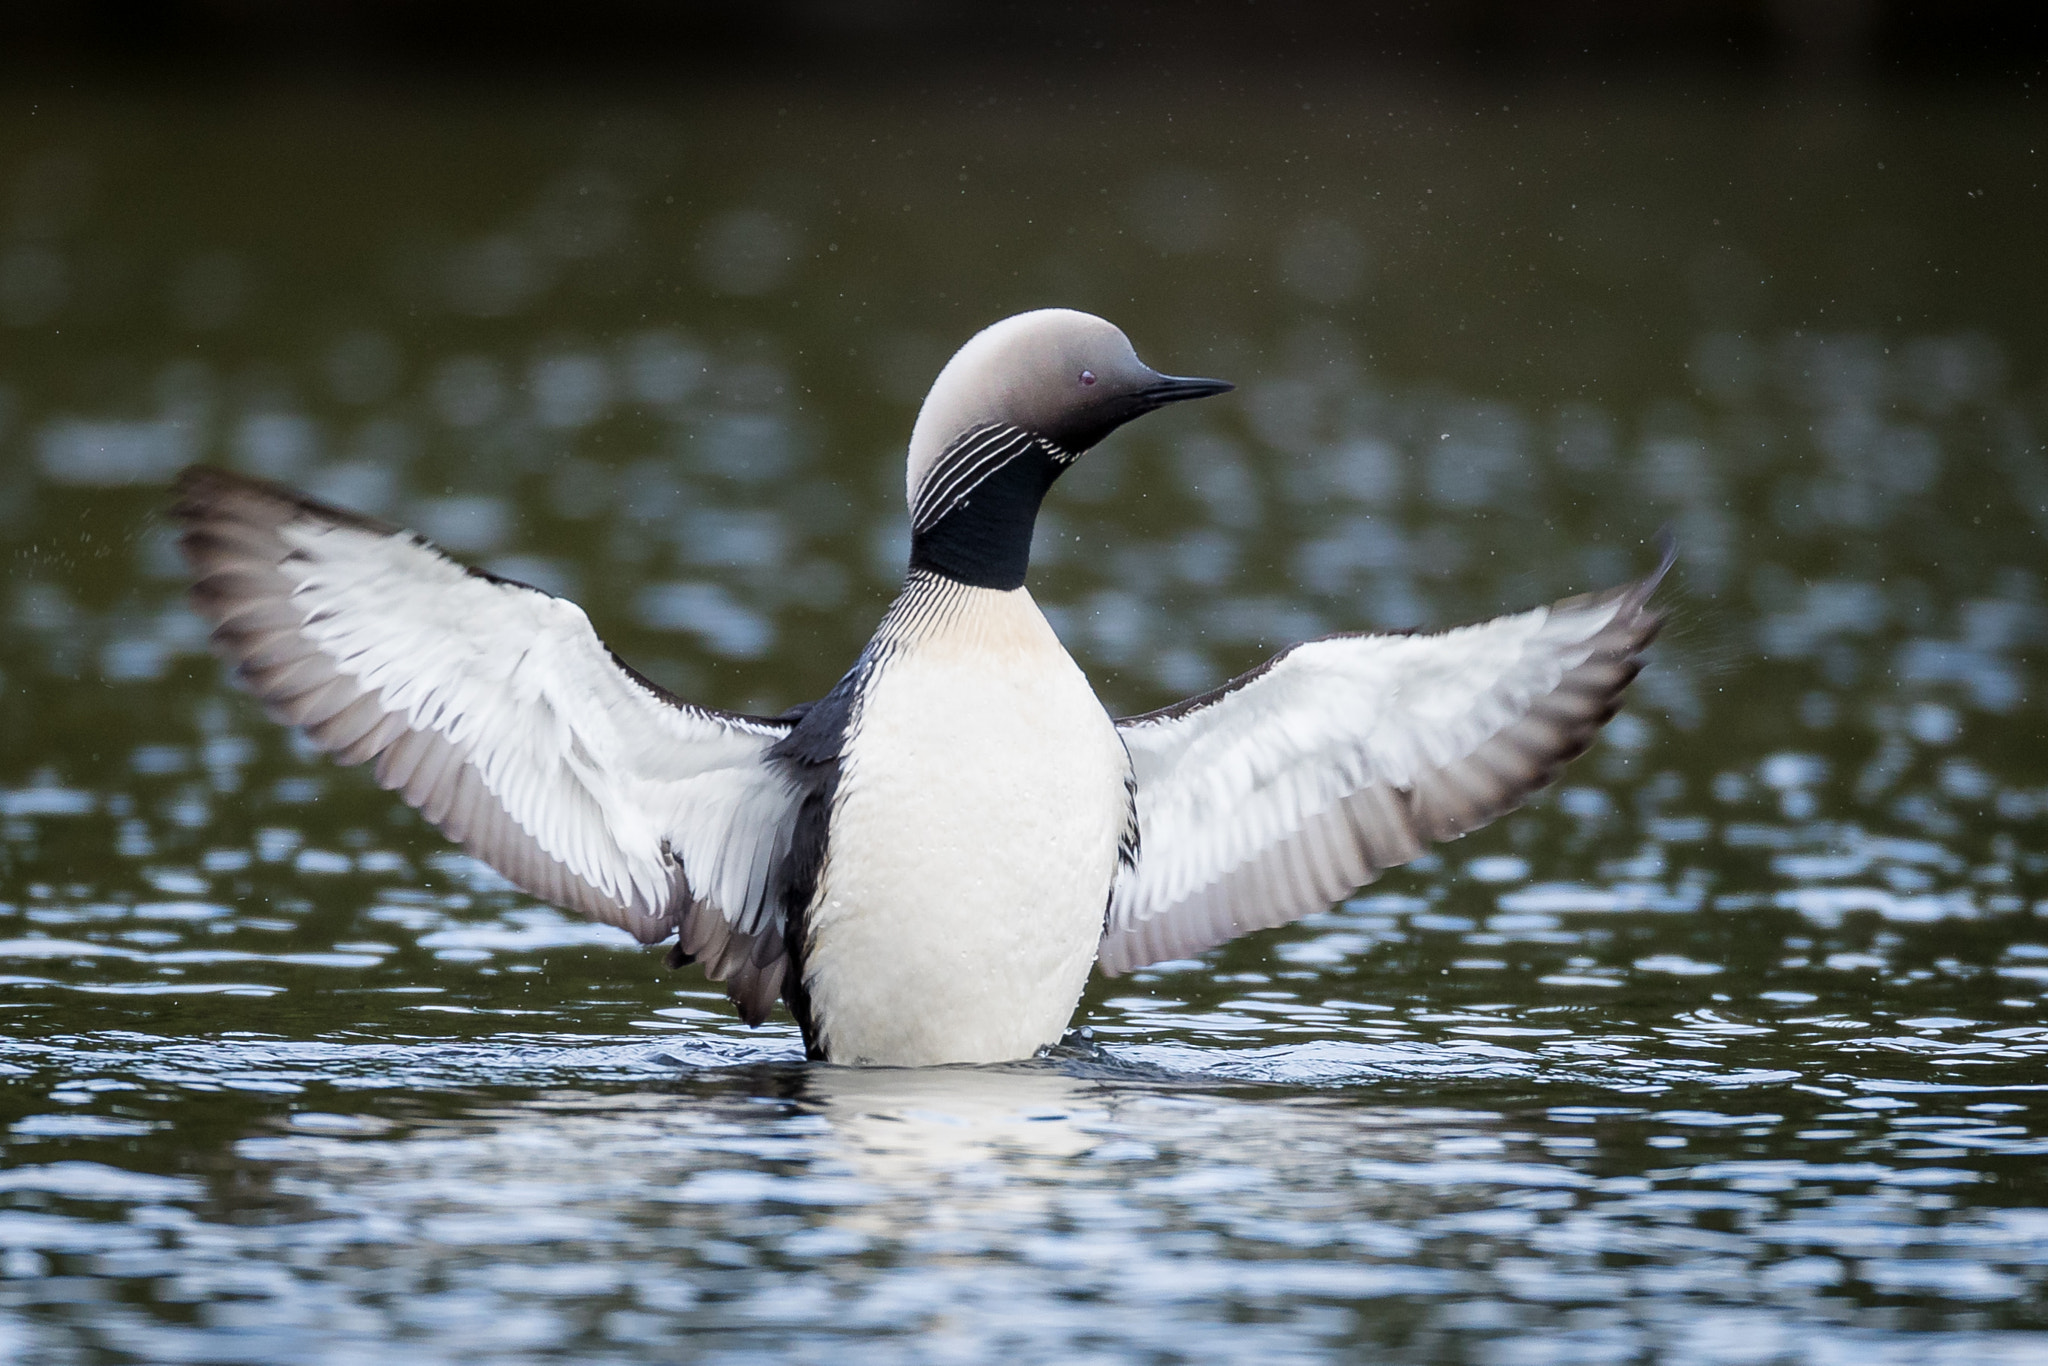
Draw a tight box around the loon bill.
[173,307,1669,1066]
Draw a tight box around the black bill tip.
[1141,374,1235,408]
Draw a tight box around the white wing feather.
[175,467,801,1017]
[1103,562,1668,975]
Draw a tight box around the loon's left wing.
[1103,552,1671,975]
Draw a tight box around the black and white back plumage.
[1099,547,1672,974]
[173,466,809,1023]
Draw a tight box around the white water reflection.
[4,1048,2048,1363]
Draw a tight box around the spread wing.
[1102,550,1672,975]
[172,465,803,1021]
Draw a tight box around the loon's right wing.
[174,466,804,1022]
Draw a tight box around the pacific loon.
[173,308,1668,1066]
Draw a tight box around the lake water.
[2,72,2046,1363]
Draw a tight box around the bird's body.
[173,308,1669,1067]
[800,576,1130,1064]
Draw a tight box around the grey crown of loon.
[172,307,1669,1068]
[901,309,1231,589]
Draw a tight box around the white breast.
[804,586,1130,1065]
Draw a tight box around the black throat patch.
[908,424,1071,591]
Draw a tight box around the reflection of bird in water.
[173,308,1668,1067]
[793,1063,1109,1194]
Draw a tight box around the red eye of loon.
[1079,370,1097,386]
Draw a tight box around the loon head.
[903,309,1232,589]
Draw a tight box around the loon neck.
[906,439,1067,591]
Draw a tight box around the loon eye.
[1079,370,1097,386]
